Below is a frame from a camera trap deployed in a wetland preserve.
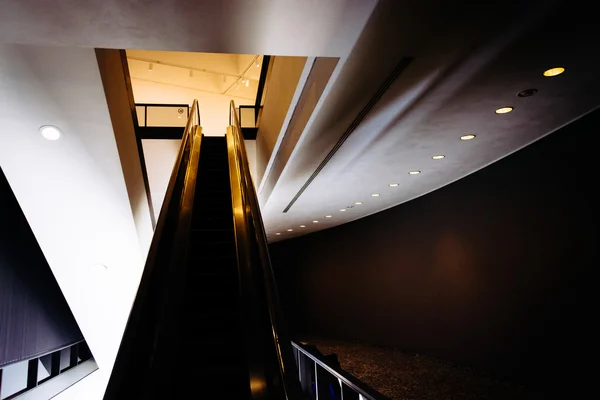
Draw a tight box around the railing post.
[316,364,334,400]
[70,343,80,368]
[51,351,61,377]
[314,363,319,400]
[342,382,360,400]
[298,352,313,395]
[78,341,92,362]
[27,359,38,389]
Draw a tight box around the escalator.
[182,136,249,397]
[103,101,302,399]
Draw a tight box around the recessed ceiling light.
[408,170,421,175]
[287,229,293,232]
[276,233,281,235]
[340,209,346,212]
[313,220,319,223]
[371,193,380,197]
[543,67,565,77]
[432,155,445,160]
[389,183,399,187]
[517,88,538,98]
[355,202,363,205]
[39,125,62,141]
[495,106,513,114]
[325,215,332,218]
[300,225,306,228]
[460,134,476,140]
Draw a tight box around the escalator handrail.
[104,100,201,399]
[228,100,304,399]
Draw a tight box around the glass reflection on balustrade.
[136,104,190,127]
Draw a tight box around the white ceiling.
[126,50,260,136]
[127,50,262,100]
[0,0,378,56]
[260,0,600,241]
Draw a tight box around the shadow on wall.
[0,168,84,368]
[270,108,599,395]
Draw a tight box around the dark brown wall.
[270,109,598,392]
[0,168,83,367]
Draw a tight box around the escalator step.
[191,228,233,242]
[186,275,238,294]
[187,261,237,276]
[192,208,233,220]
[192,214,232,229]
[159,136,251,399]
[194,197,231,210]
[193,242,235,255]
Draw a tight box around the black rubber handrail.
[227,100,304,399]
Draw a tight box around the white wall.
[97,49,155,255]
[245,139,258,182]
[132,81,260,201]
[130,79,254,136]
[0,44,145,399]
[141,139,181,220]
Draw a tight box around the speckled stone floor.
[303,338,544,400]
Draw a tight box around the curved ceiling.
[261,0,600,241]
[0,0,377,57]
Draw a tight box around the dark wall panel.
[0,168,83,367]
[270,109,598,392]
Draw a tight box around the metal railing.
[136,103,201,128]
[0,341,95,400]
[291,342,390,400]
[103,100,202,399]
[227,100,304,399]
[235,105,263,128]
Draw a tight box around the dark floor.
[304,338,544,400]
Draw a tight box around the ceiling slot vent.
[282,56,413,213]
